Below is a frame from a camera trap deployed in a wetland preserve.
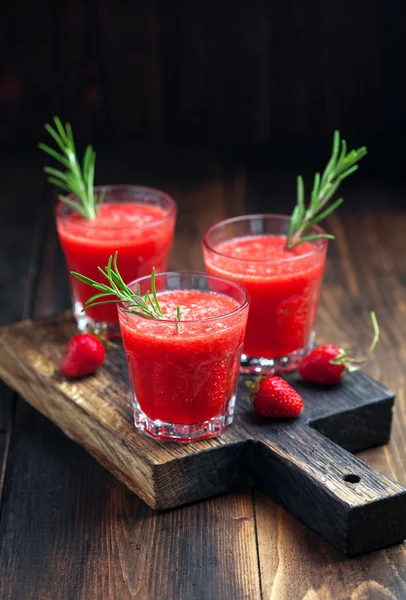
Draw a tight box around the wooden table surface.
[1,148,405,600]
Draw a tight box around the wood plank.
[255,210,406,598]
[0,152,46,482]
[0,164,262,599]
[0,399,261,600]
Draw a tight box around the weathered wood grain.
[0,153,46,496]
[0,397,261,600]
[253,209,406,598]
[0,308,404,556]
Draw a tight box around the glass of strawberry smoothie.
[56,185,177,337]
[203,214,327,374]
[118,272,249,442]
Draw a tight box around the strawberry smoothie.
[203,215,327,371]
[56,185,176,335]
[118,273,249,442]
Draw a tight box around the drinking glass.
[118,272,249,442]
[56,185,177,337]
[203,214,327,373]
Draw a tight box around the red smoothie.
[119,288,248,430]
[57,194,176,325]
[204,234,327,359]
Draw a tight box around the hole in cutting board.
[343,473,361,484]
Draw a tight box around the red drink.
[203,215,327,373]
[118,273,249,442]
[56,185,176,336]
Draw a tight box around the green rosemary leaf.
[63,180,85,203]
[104,272,122,296]
[82,147,96,210]
[70,272,111,291]
[44,122,66,152]
[108,268,127,294]
[53,117,70,145]
[105,254,113,278]
[338,164,360,181]
[175,305,182,333]
[337,139,347,170]
[309,197,343,225]
[82,146,92,187]
[147,291,157,313]
[121,308,155,318]
[84,299,123,309]
[57,194,80,207]
[38,143,70,169]
[47,178,71,193]
[85,292,117,304]
[151,267,164,317]
[297,176,305,222]
[289,233,335,249]
[286,131,367,249]
[109,253,123,284]
[318,178,341,207]
[309,172,321,213]
[301,233,335,242]
[57,195,87,218]
[111,252,129,292]
[64,121,75,149]
[288,205,300,239]
[126,299,153,313]
[341,148,367,171]
[43,166,69,181]
[321,130,340,187]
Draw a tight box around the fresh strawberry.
[60,334,105,378]
[299,345,347,384]
[247,376,304,418]
[299,312,379,384]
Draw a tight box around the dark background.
[1,0,405,172]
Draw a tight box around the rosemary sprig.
[286,130,367,249]
[71,252,182,326]
[38,116,103,220]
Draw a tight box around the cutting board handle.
[251,425,406,555]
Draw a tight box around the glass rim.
[118,270,250,324]
[55,184,177,230]
[202,213,328,263]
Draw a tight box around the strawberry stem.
[91,323,118,351]
[330,312,379,372]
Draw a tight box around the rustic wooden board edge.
[310,395,395,453]
[151,440,249,509]
[0,342,159,508]
[347,491,406,556]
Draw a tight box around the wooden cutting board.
[1,311,405,557]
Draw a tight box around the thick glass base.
[73,301,121,338]
[133,403,234,443]
[240,331,315,375]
